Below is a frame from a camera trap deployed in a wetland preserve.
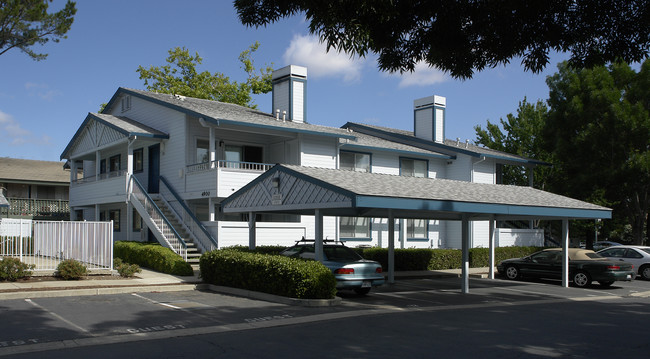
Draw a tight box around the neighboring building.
[60,65,545,260]
[0,157,70,219]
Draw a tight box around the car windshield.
[585,252,604,259]
[323,246,362,261]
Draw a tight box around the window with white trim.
[400,158,427,177]
[340,151,370,173]
[407,219,428,239]
[340,216,370,239]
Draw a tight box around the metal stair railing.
[128,175,187,260]
[159,176,218,253]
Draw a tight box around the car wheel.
[572,271,591,288]
[354,287,371,295]
[504,265,521,280]
[598,281,614,287]
[640,265,650,280]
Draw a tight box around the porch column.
[388,210,395,284]
[95,151,101,178]
[70,160,77,182]
[126,202,133,241]
[248,211,256,250]
[461,213,470,294]
[315,209,324,262]
[562,219,569,287]
[488,215,495,279]
[127,139,134,174]
[209,127,216,169]
[209,198,215,221]
[94,204,100,222]
[399,219,405,249]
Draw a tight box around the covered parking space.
[221,164,611,293]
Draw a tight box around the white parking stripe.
[24,299,94,336]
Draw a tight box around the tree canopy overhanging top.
[234,0,650,79]
[0,0,77,60]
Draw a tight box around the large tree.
[0,0,76,60]
[544,61,650,245]
[136,42,272,109]
[234,0,650,79]
[474,98,553,189]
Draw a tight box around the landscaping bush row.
[114,241,194,276]
[200,249,337,299]
[357,246,544,271]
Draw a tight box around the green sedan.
[497,248,635,288]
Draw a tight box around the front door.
[148,144,160,193]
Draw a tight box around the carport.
[221,164,612,293]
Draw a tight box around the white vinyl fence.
[0,219,113,271]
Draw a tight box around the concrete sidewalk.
[0,267,494,301]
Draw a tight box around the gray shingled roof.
[343,122,549,165]
[282,165,606,211]
[340,131,451,158]
[223,164,610,220]
[0,157,69,184]
[91,113,169,138]
[116,88,355,139]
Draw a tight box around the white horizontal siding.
[301,136,336,168]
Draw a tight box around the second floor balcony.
[185,160,273,198]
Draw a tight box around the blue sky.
[1,0,568,163]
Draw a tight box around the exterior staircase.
[152,198,202,269]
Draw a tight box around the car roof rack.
[294,236,347,245]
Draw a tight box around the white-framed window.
[340,216,371,239]
[400,158,427,177]
[407,219,428,239]
[340,151,370,172]
[196,138,209,164]
[121,95,131,112]
[133,148,143,172]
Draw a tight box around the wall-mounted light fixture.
[272,177,280,188]
[218,140,224,147]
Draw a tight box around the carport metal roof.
[221,164,612,293]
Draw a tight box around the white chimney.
[414,95,446,143]
[272,65,307,123]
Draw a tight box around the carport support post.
[248,211,256,250]
[388,210,395,284]
[562,219,569,287]
[461,213,470,294]
[315,209,324,262]
[489,215,495,279]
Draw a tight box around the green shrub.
[200,249,337,299]
[56,259,88,280]
[225,245,287,255]
[114,241,193,276]
[0,257,35,281]
[114,258,142,278]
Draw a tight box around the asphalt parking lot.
[1,276,649,357]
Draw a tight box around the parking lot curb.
[0,283,201,301]
[200,284,342,307]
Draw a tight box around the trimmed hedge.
[355,246,544,271]
[225,245,287,255]
[200,249,337,299]
[114,241,194,276]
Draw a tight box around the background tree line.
[475,60,650,246]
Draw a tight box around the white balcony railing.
[186,160,273,175]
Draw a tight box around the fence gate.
[0,219,113,272]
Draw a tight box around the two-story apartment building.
[60,65,545,260]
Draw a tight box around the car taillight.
[607,265,620,270]
[335,268,354,274]
[375,267,383,273]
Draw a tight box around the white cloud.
[24,82,62,101]
[390,61,449,88]
[283,34,365,83]
[0,110,34,145]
